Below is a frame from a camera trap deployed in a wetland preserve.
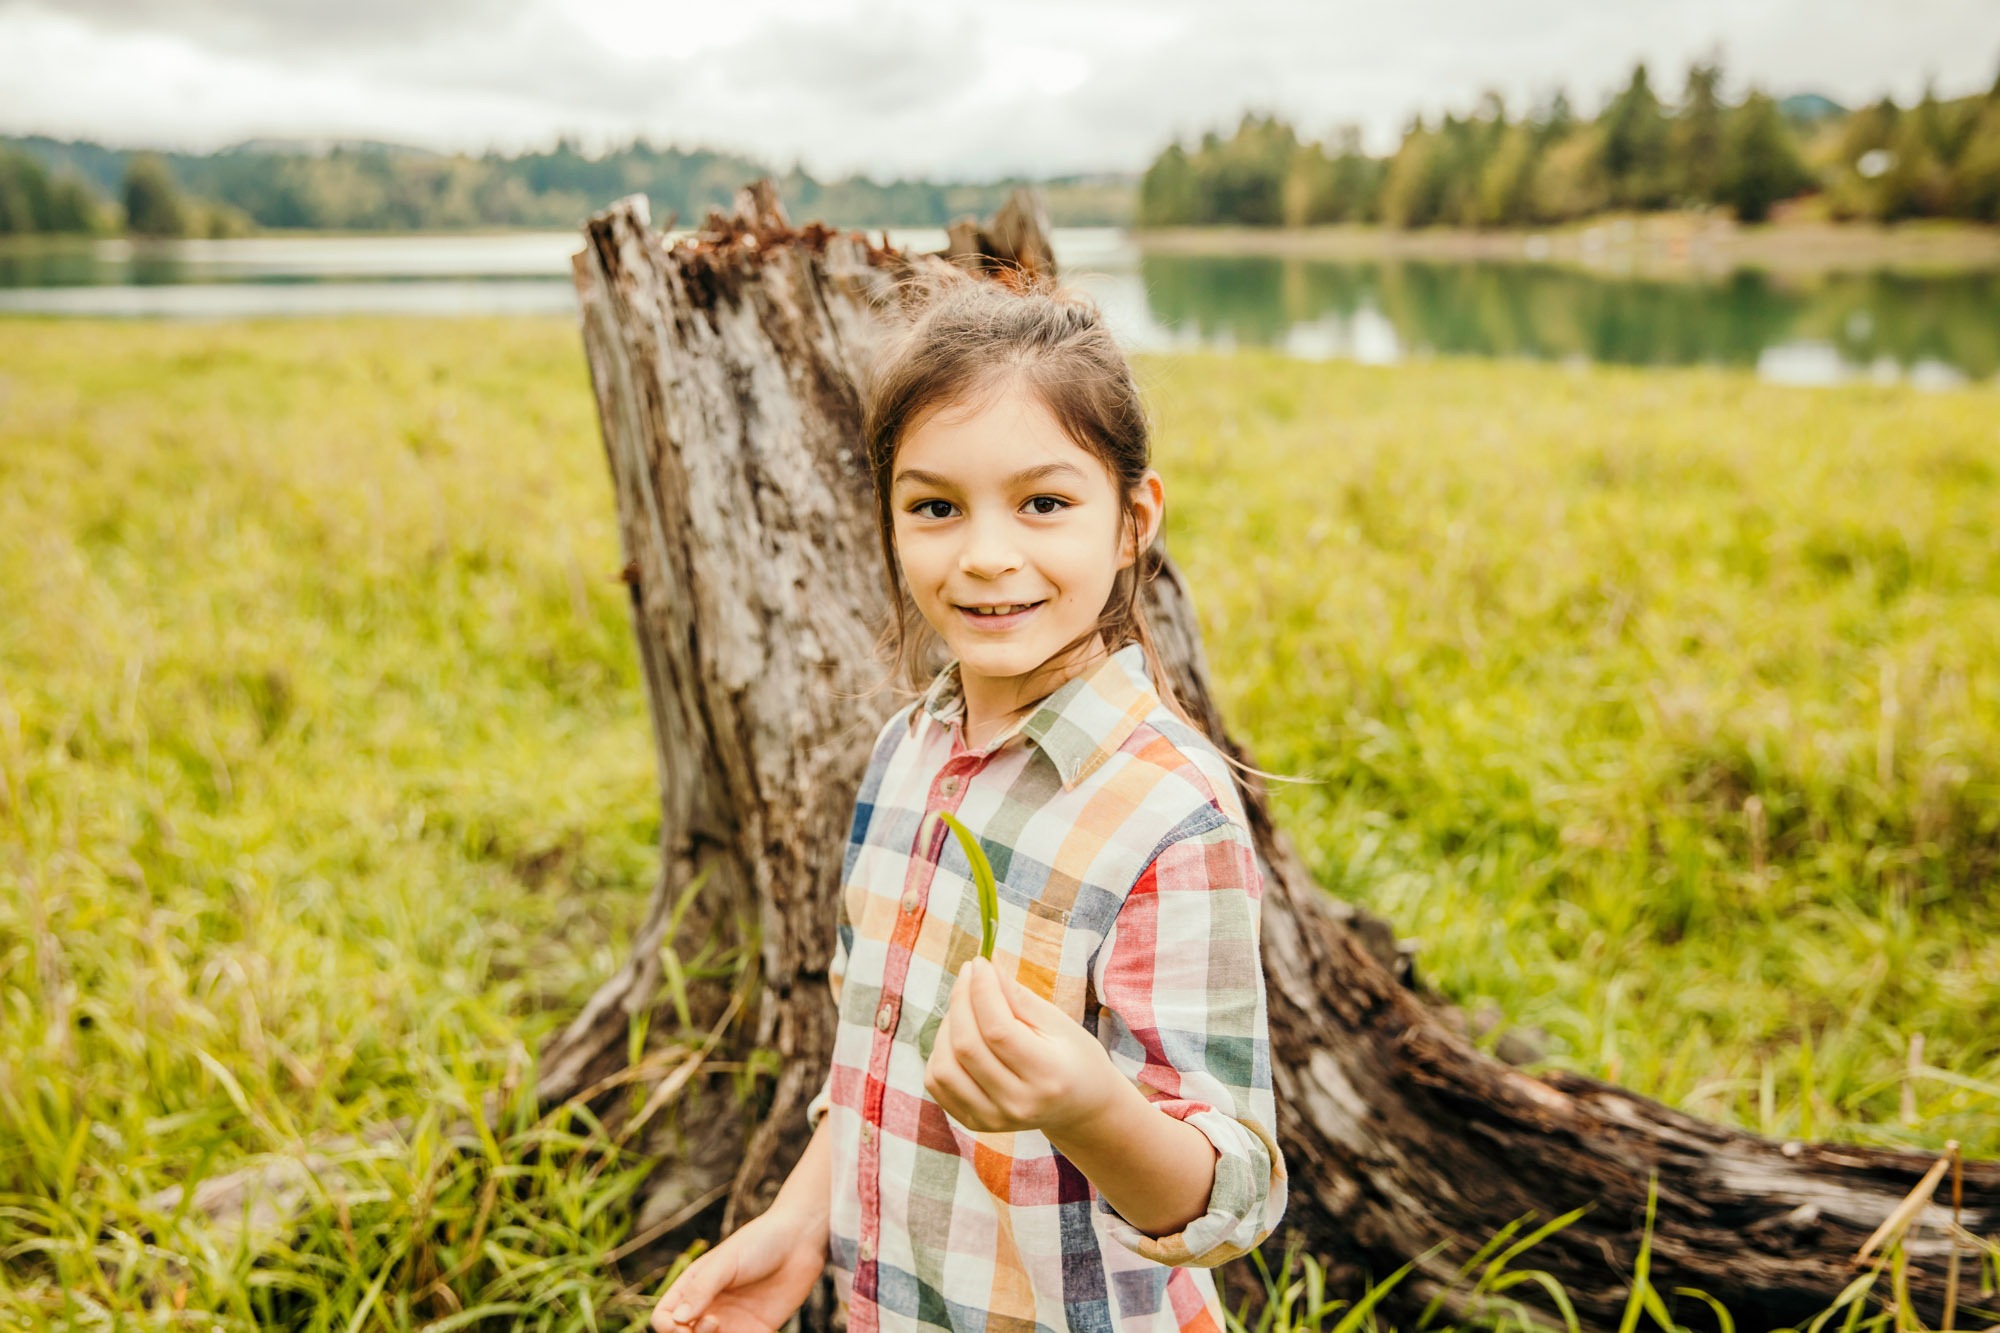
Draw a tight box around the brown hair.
[860,263,1201,735]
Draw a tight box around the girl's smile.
[955,599,1045,629]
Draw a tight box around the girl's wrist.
[1041,1054,1142,1150]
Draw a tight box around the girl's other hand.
[646,1204,827,1333]
[924,956,1120,1136]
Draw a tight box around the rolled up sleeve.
[1088,813,1287,1267]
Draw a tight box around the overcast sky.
[4,0,1998,179]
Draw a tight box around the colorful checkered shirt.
[805,641,1287,1333]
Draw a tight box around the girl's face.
[890,381,1162,714]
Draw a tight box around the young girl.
[649,271,1286,1333]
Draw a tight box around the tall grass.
[1226,1166,2000,1333]
[0,317,667,1326]
[1,318,1995,1326]
[1145,349,2000,1152]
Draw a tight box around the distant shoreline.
[1130,215,2000,276]
[9,215,2000,279]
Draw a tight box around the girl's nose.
[958,514,1024,578]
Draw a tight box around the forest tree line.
[1139,61,2000,228]
[0,135,1133,237]
[9,59,2000,238]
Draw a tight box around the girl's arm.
[1039,1046,1220,1238]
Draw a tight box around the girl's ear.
[1119,469,1166,568]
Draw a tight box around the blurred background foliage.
[0,136,1132,237]
[1139,60,2000,228]
[7,57,2000,239]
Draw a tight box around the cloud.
[2,0,1997,176]
[0,0,534,55]
[709,8,981,117]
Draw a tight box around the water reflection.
[1,232,1996,386]
[1133,254,2000,383]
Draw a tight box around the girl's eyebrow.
[892,462,1088,491]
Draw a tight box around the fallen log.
[553,181,1999,1329]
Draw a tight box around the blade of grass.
[934,811,997,962]
[1615,1176,1659,1333]
[1490,1269,1584,1333]
[1419,1215,1531,1328]
[1480,1205,1592,1294]
[1673,1288,1737,1333]
[1328,1242,1452,1333]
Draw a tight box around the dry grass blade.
[1853,1150,1954,1267]
[604,1181,733,1267]
[617,990,747,1147]
[1943,1141,1963,1333]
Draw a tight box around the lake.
[2,229,1995,387]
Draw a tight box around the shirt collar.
[920,641,1159,790]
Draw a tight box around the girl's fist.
[922,955,1119,1136]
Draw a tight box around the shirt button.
[860,1122,875,1146]
[859,1237,875,1263]
[875,1001,896,1032]
[939,775,960,797]
[900,890,920,914]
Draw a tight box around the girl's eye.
[911,500,956,520]
[1025,496,1069,516]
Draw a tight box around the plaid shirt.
[806,641,1286,1333]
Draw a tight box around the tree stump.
[558,181,1999,1329]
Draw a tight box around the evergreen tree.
[1955,96,2000,220]
[1434,112,1487,226]
[1537,89,1576,145]
[1475,124,1538,224]
[1600,63,1672,208]
[1529,125,1609,221]
[1879,101,1954,218]
[1719,92,1812,222]
[1839,97,1902,164]
[47,174,103,233]
[1206,113,1298,226]
[1676,60,1726,203]
[1138,142,1196,226]
[1328,126,1385,222]
[0,149,52,233]
[123,154,188,236]
[1910,83,1956,162]
[1380,120,1442,227]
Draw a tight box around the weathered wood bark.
[557,182,2000,1329]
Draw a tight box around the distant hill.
[1779,92,1847,124]
[0,134,1138,232]
[219,137,447,160]
[7,135,128,198]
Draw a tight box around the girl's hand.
[923,955,1122,1136]
[647,1203,827,1333]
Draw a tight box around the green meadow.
[1,317,1996,1328]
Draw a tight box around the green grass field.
[1,317,1995,1328]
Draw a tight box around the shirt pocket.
[994,890,1073,1008]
